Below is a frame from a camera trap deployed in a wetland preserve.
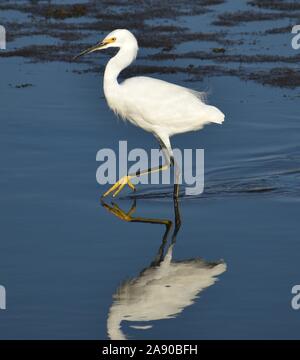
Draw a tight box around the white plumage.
[74,29,224,197]
[113,76,224,135]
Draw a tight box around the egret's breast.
[106,93,155,133]
[105,93,127,120]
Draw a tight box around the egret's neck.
[104,44,138,93]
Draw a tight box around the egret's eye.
[112,37,116,41]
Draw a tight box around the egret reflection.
[101,199,226,340]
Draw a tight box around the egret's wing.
[120,77,223,134]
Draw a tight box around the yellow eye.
[112,37,116,41]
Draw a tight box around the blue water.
[0,0,300,340]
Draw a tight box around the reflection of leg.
[101,199,137,221]
[101,199,172,228]
[126,199,137,217]
[171,197,182,244]
[150,223,172,266]
[155,198,182,262]
[101,198,182,268]
[101,199,173,266]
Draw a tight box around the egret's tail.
[206,105,225,124]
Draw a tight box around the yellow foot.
[102,175,136,198]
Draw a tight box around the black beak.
[73,42,104,61]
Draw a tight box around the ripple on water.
[122,152,300,201]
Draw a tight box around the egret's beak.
[72,42,104,60]
[73,38,115,60]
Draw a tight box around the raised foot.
[102,175,136,198]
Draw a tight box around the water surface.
[0,0,299,339]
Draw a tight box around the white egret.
[74,29,225,198]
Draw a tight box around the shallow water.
[0,0,300,340]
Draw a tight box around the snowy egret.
[74,29,225,198]
[102,198,226,340]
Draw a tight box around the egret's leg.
[157,136,181,199]
[102,138,172,198]
[101,134,181,198]
[172,197,182,240]
[173,157,181,199]
[102,162,171,198]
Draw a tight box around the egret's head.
[73,29,137,60]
